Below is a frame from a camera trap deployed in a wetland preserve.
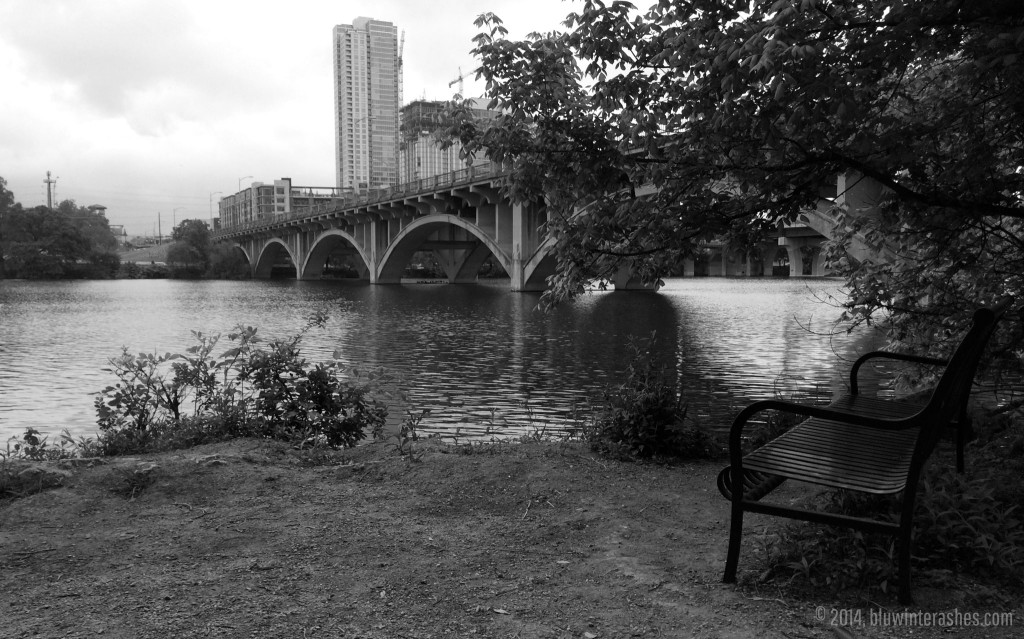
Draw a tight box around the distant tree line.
[1,176,249,280]
[0,176,121,279]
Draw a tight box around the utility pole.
[44,171,57,209]
[158,211,162,244]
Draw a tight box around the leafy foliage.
[4,428,81,463]
[0,189,121,279]
[585,333,717,459]
[205,242,251,279]
[445,1,1024,375]
[94,312,387,455]
[1,428,91,500]
[172,218,212,252]
[165,218,223,277]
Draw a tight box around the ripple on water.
[0,277,885,442]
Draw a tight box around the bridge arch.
[300,229,372,281]
[522,237,557,291]
[376,214,512,284]
[232,243,253,269]
[253,238,299,279]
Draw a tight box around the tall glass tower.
[333,17,402,193]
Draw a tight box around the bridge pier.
[225,181,553,291]
[777,236,829,277]
[218,166,877,290]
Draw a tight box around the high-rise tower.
[333,17,402,193]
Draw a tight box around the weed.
[388,408,430,461]
[6,428,81,462]
[583,332,719,460]
[113,463,158,500]
[1,429,79,500]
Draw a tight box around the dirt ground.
[1,439,1020,638]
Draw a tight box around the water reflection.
[0,278,882,442]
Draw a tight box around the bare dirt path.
[1,440,1019,638]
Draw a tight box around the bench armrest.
[849,351,949,394]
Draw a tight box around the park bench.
[717,300,1009,604]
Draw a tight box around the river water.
[0,277,884,444]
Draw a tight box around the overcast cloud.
[0,0,580,234]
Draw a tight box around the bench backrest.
[913,299,1010,463]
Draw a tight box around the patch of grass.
[112,463,159,500]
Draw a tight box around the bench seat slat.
[742,419,918,494]
[746,448,911,476]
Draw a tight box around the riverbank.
[1,439,1019,638]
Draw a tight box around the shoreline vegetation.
[2,317,1022,636]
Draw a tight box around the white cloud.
[0,0,581,233]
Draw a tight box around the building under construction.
[399,99,499,183]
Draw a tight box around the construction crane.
[448,67,465,96]
[446,66,466,95]
[446,67,466,94]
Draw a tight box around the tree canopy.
[167,219,213,270]
[0,177,17,277]
[446,0,1023,377]
[0,180,120,279]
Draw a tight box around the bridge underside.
[234,228,831,287]
[216,170,893,291]
[227,186,561,291]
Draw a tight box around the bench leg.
[724,501,744,583]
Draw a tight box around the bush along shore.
[2,318,1022,619]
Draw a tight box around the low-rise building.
[218,178,347,229]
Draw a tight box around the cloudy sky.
[0,0,581,235]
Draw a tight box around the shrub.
[585,333,718,459]
[119,262,143,279]
[88,250,121,278]
[205,242,251,279]
[93,311,388,455]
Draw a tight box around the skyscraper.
[333,17,402,193]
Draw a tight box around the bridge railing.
[214,162,509,239]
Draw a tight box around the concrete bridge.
[213,165,886,289]
[215,163,559,291]
[685,172,892,278]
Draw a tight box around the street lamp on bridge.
[238,176,253,192]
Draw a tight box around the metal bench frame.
[719,301,1008,604]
